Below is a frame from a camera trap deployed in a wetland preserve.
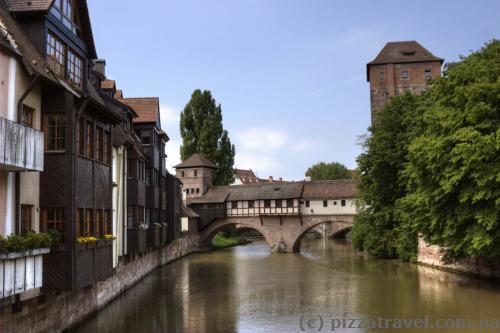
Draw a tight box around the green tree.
[306,162,352,180]
[352,93,423,261]
[402,40,500,261]
[180,90,235,185]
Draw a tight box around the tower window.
[194,170,198,177]
[379,72,384,80]
[425,69,432,79]
[401,71,409,79]
[181,171,185,177]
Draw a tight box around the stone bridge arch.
[199,217,275,250]
[199,215,355,253]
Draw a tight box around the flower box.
[0,248,50,299]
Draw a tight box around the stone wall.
[0,236,200,333]
[417,238,500,280]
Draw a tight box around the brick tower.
[367,41,443,123]
[174,153,217,198]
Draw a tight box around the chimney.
[93,59,106,78]
[269,176,273,183]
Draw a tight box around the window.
[196,188,200,194]
[41,208,64,234]
[141,131,151,145]
[145,169,150,185]
[44,114,66,151]
[96,210,103,238]
[86,121,94,158]
[401,71,409,79]
[50,0,80,36]
[341,200,346,207]
[138,206,144,223]
[77,118,85,155]
[67,50,83,88]
[276,200,282,208]
[264,200,271,208]
[20,205,33,235]
[145,209,150,225]
[22,105,35,128]
[323,200,328,207]
[425,69,432,79]
[105,210,112,234]
[46,33,65,76]
[77,208,85,237]
[104,131,111,164]
[181,171,185,177]
[379,72,385,80]
[194,170,198,177]
[96,127,104,162]
[286,199,294,208]
[334,201,337,206]
[248,201,255,209]
[85,209,94,236]
[305,200,310,208]
[231,201,238,209]
[127,206,134,227]
[191,188,194,194]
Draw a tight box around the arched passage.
[200,217,274,250]
[292,220,352,252]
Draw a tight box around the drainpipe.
[15,74,41,234]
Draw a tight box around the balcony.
[0,116,44,172]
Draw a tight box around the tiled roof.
[302,180,359,199]
[119,97,160,123]
[227,182,304,201]
[181,204,200,218]
[174,153,216,169]
[0,3,58,83]
[101,79,116,90]
[115,90,123,99]
[367,41,443,81]
[6,0,53,12]
[235,169,259,184]
[188,186,230,204]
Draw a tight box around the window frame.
[43,113,66,152]
[401,70,409,79]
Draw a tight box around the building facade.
[367,41,443,123]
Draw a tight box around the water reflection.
[70,237,500,333]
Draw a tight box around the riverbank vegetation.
[212,232,250,250]
[352,40,500,262]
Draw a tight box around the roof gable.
[174,153,216,169]
[119,97,161,127]
[367,41,443,81]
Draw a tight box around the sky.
[87,0,500,180]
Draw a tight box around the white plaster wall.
[112,146,125,268]
[300,198,356,215]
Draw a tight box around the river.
[70,237,500,333]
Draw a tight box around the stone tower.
[174,153,217,198]
[367,41,443,123]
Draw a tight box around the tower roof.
[174,153,217,169]
[367,41,443,81]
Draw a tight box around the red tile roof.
[119,97,160,123]
[235,169,259,184]
[6,0,53,12]
[302,180,359,199]
[101,80,116,90]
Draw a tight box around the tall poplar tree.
[180,90,235,185]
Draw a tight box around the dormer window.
[51,0,80,36]
[46,31,84,88]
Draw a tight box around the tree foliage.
[353,40,500,262]
[306,162,352,180]
[180,90,235,185]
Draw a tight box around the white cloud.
[165,139,181,174]
[235,152,281,175]
[160,104,180,131]
[235,128,288,150]
[290,139,320,152]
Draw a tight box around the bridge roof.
[227,182,304,201]
[302,180,359,199]
[187,186,231,204]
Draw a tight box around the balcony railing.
[0,116,44,172]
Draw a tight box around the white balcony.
[0,248,49,299]
[0,116,44,172]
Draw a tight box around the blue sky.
[87,0,500,180]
